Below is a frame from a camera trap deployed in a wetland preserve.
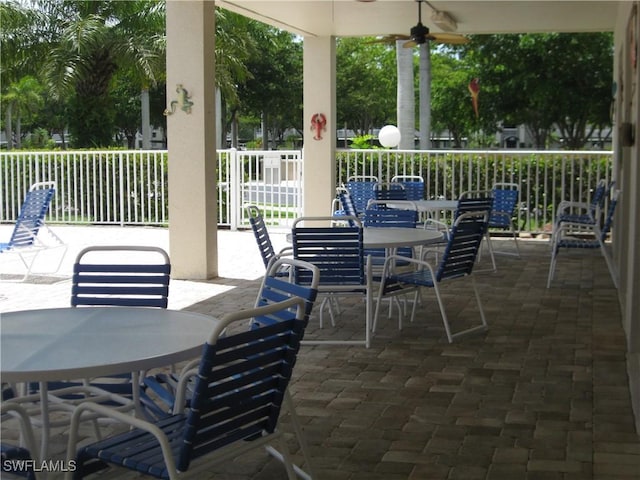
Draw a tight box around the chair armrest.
[555,200,592,216]
[276,246,293,257]
[381,254,436,277]
[66,401,179,480]
[424,218,449,231]
[460,189,492,199]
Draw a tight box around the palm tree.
[2,76,44,149]
[30,0,165,147]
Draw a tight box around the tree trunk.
[419,42,431,150]
[15,115,22,149]
[261,112,269,150]
[5,105,12,150]
[141,88,151,149]
[396,40,415,150]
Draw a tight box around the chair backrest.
[338,191,360,223]
[589,179,608,215]
[71,245,171,308]
[8,182,56,248]
[391,175,425,201]
[599,189,620,241]
[252,257,319,328]
[490,183,519,227]
[344,176,378,213]
[177,297,307,471]
[363,208,417,259]
[456,191,494,219]
[363,208,417,229]
[246,205,277,269]
[291,216,365,286]
[436,211,489,282]
[373,182,407,203]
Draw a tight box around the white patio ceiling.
[216,0,619,37]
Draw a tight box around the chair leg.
[598,240,619,289]
[434,278,488,342]
[511,224,521,257]
[431,282,454,343]
[283,391,315,479]
[547,247,559,288]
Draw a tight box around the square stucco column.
[166,1,217,279]
[303,36,336,217]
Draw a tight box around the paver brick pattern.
[2,234,638,479]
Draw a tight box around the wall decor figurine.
[164,84,194,116]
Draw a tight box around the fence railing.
[1,148,612,234]
[336,148,613,233]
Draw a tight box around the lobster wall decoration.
[310,113,327,140]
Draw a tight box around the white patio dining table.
[1,306,216,459]
[361,226,443,250]
[286,226,444,253]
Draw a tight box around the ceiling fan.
[369,0,468,47]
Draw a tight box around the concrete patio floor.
[1,225,639,479]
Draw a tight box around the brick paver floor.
[1,227,638,479]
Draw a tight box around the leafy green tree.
[22,0,166,148]
[214,8,258,148]
[336,38,396,137]
[2,76,44,149]
[464,33,613,149]
[237,24,302,149]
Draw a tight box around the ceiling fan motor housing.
[410,23,430,44]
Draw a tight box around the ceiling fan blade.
[431,33,469,45]
[366,34,411,44]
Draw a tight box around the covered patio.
[162,0,639,435]
[1,226,638,478]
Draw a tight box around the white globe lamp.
[378,125,401,148]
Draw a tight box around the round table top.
[0,307,216,383]
[363,227,443,249]
[387,199,459,212]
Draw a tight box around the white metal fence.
[335,148,613,233]
[0,148,612,234]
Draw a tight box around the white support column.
[166,1,217,279]
[303,36,336,217]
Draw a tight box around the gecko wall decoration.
[164,84,194,115]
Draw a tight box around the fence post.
[119,151,125,226]
[229,148,240,230]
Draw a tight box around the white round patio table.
[1,306,216,459]
[362,227,443,249]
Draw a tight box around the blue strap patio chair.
[344,176,378,214]
[71,245,171,308]
[70,245,171,413]
[1,403,40,480]
[373,211,490,342]
[246,205,292,275]
[391,175,425,201]
[291,216,374,347]
[363,206,418,263]
[0,181,67,282]
[487,182,520,257]
[338,190,361,226]
[66,297,313,480]
[143,256,319,431]
[372,182,407,208]
[547,189,620,289]
[551,179,613,240]
[24,246,173,425]
[454,191,496,271]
